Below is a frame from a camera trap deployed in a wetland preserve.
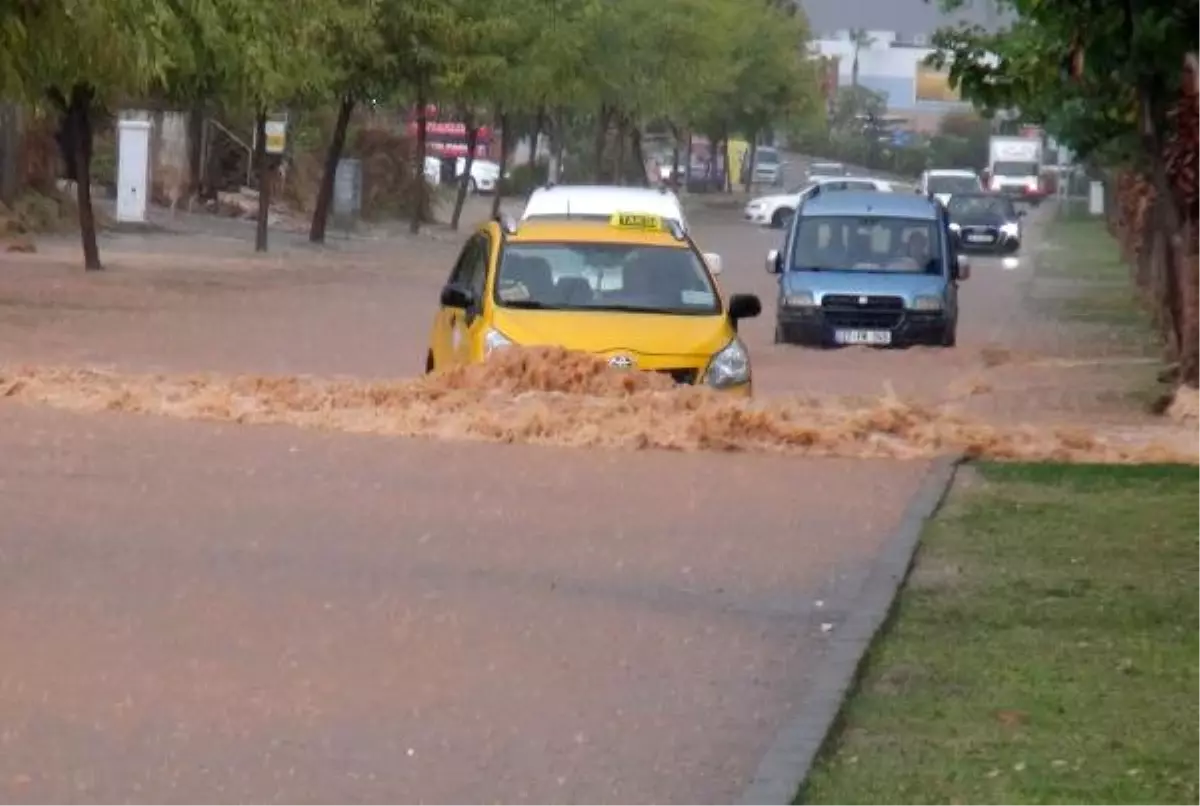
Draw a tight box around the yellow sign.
[727,139,749,187]
[914,65,961,104]
[264,120,287,154]
[611,212,665,232]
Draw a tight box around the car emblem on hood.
[608,354,636,370]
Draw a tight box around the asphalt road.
[0,190,1126,803]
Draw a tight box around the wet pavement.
[0,193,1170,802]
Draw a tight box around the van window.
[791,216,943,275]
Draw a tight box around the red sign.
[426,141,489,158]
[405,121,493,141]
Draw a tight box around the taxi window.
[792,215,943,274]
[494,243,719,314]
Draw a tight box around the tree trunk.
[683,132,694,194]
[49,84,101,270]
[668,121,681,190]
[550,107,565,183]
[451,115,479,230]
[528,104,544,174]
[254,109,269,252]
[630,124,649,187]
[743,137,758,193]
[309,94,355,244]
[612,113,627,185]
[410,79,429,235]
[67,86,101,271]
[0,103,23,206]
[187,102,204,200]
[490,108,509,219]
[1140,94,1192,381]
[593,103,610,182]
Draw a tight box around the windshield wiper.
[586,303,698,315]
[502,299,557,309]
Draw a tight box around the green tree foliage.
[928,0,1198,381]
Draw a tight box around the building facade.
[812,30,984,130]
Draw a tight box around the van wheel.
[425,351,435,373]
[940,322,958,348]
[774,324,787,344]
[771,208,793,229]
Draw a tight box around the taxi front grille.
[655,368,699,385]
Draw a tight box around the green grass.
[800,463,1199,805]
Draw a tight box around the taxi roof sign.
[610,212,666,231]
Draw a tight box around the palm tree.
[849,28,875,90]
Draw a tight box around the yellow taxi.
[424,212,762,393]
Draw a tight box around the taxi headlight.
[703,337,751,388]
[911,295,944,311]
[783,290,815,307]
[484,327,514,354]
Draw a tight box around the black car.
[945,192,1024,255]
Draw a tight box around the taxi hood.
[490,307,732,357]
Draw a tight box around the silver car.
[749,146,785,186]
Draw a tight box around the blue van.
[764,189,970,348]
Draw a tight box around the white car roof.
[926,169,978,176]
[521,185,688,229]
[812,176,892,187]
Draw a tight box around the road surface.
[0,191,1161,802]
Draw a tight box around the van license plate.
[967,233,994,243]
[835,329,892,346]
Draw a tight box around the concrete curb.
[737,454,964,806]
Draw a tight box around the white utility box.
[116,118,151,222]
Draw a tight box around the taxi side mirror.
[766,249,782,274]
[703,252,723,275]
[728,293,762,322]
[440,283,474,309]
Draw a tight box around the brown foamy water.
[0,348,1193,463]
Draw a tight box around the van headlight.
[1000,221,1020,237]
[911,295,944,311]
[783,290,815,307]
[484,328,513,354]
[703,337,751,388]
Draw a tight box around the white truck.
[986,135,1045,204]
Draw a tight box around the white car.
[456,157,507,194]
[919,169,983,206]
[743,176,896,229]
[522,184,689,230]
[520,184,723,274]
[423,155,441,186]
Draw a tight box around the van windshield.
[494,243,720,315]
[790,215,944,275]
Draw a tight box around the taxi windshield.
[494,242,720,315]
[790,215,944,275]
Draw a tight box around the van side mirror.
[765,249,782,274]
